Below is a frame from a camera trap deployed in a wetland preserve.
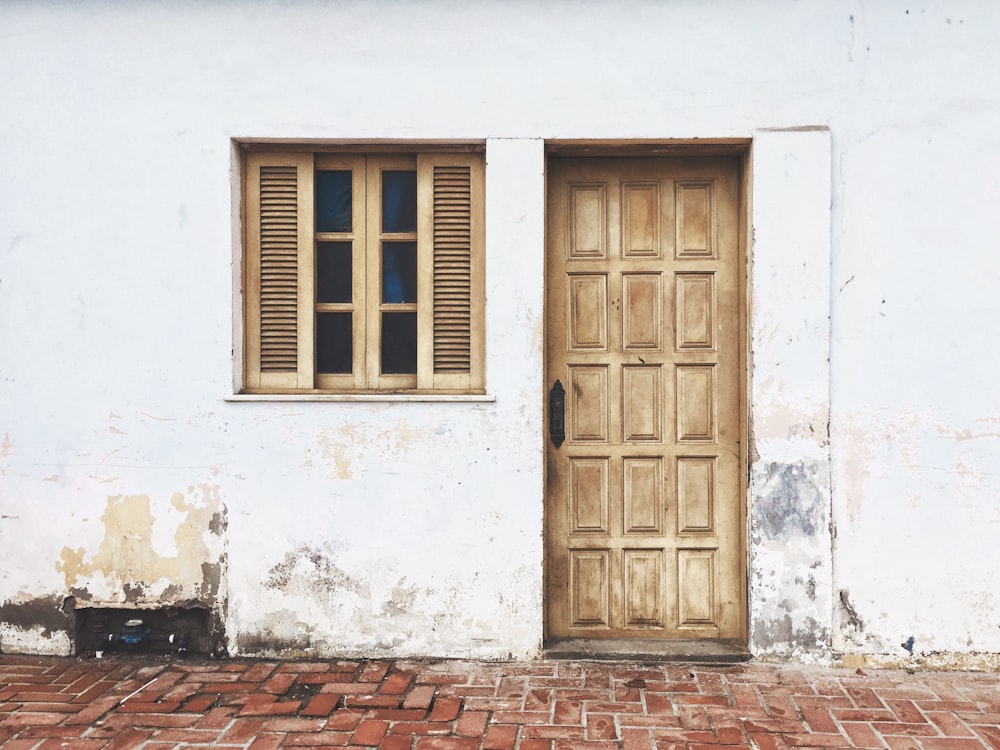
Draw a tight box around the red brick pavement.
[1,654,999,749]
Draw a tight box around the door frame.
[541,139,752,651]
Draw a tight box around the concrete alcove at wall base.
[72,606,214,658]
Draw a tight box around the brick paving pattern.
[2,655,999,749]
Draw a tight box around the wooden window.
[242,148,485,394]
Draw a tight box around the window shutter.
[244,152,314,391]
[417,153,485,391]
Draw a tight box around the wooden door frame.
[541,139,752,650]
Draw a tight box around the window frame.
[239,143,486,396]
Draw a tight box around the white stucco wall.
[2,0,999,664]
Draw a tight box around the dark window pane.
[382,241,417,303]
[316,242,352,303]
[381,312,417,374]
[382,170,417,233]
[316,312,352,374]
[316,171,352,233]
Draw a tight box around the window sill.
[224,393,496,403]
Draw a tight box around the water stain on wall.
[264,545,369,600]
[236,609,314,656]
[0,596,74,640]
[753,613,830,653]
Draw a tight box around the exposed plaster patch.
[122,582,145,603]
[1,433,12,458]
[55,485,225,607]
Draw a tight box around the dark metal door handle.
[549,380,566,448]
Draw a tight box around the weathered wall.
[749,131,834,660]
[2,0,1000,663]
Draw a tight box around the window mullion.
[364,158,382,388]
[416,157,434,389]
[296,156,316,389]
[352,159,368,390]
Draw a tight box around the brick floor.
[1,655,999,749]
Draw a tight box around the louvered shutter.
[416,153,485,391]
[244,152,314,391]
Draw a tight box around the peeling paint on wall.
[750,458,833,660]
[55,485,226,608]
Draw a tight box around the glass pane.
[316,242,352,303]
[381,312,417,374]
[382,241,417,303]
[382,170,417,233]
[316,171,352,233]
[316,312,352,374]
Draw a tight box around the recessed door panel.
[623,457,663,534]
[622,273,662,350]
[570,458,610,533]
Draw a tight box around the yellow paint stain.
[55,485,223,604]
[317,427,358,480]
[315,423,425,480]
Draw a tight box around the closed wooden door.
[545,156,745,641]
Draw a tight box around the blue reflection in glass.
[316,171,352,233]
[382,171,417,233]
[382,242,417,303]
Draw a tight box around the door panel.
[545,156,745,641]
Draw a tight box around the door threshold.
[543,638,750,663]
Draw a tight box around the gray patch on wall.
[752,461,824,540]
[236,631,312,654]
[750,459,832,655]
[839,589,864,632]
[753,613,830,652]
[265,545,368,598]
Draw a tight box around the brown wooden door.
[545,156,745,641]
